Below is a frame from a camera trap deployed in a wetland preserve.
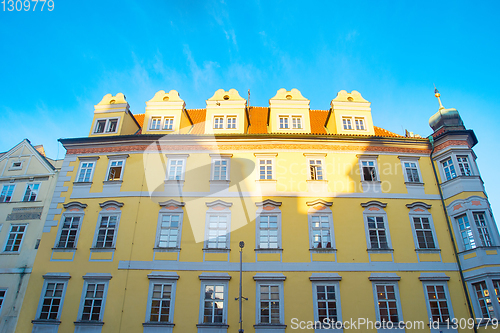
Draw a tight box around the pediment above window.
[206,199,233,210]
[159,199,185,210]
[256,199,282,211]
[99,200,124,210]
[63,201,88,211]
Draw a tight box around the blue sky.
[1,0,499,220]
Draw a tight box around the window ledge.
[415,248,441,253]
[196,323,229,328]
[367,248,394,253]
[209,180,230,183]
[74,321,104,326]
[52,247,77,252]
[255,248,283,253]
[254,324,287,329]
[306,179,328,183]
[143,322,175,327]
[31,319,61,325]
[164,180,185,184]
[255,179,276,183]
[1,251,20,255]
[458,245,500,254]
[405,181,424,186]
[90,247,115,252]
[154,247,180,253]
[203,248,230,253]
[309,248,337,253]
[73,182,93,186]
[103,180,123,185]
[361,180,381,184]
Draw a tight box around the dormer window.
[151,117,161,130]
[149,116,175,131]
[343,116,366,130]
[213,115,238,129]
[355,117,365,130]
[279,115,302,129]
[94,118,119,134]
[342,117,352,130]
[164,117,174,130]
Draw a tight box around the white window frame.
[155,204,184,250]
[467,276,500,323]
[421,278,454,324]
[371,282,403,326]
[9,160,23,170]
[0,184,15,202]
[255,200,282,251]
[0,289,5,315]
[198,273,231,328]
[54,202,87,250]
[254,274,285,327]
[441,157,457,181]
[354,117,366,130]
[473,212,493,247]
[472,281,495,319]
[149,115,176,131]
[456,155,472,176]
[212,115,238,130]
[407,203,439,251]
[76,274,111,323]
[166,154,189,181]
[342,116,353,130]
[456,213,477,250]
[144,272,178,326]
[92,201,123,250]
[210,154,232,181]
[362,201,392,251]
[76,157,99,183]
[307,156,326,181]
[93,117,120,134]
[310,274,342,330]
[277,115,303,129]
[204,200,232,250]
[34,273,70,321]
[399,157,423,184]
[105,155,128,182]
[3,224,27,253]
[256,154,276,180]
[23,182,40,202]
[358,156,379,182]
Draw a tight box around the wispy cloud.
[208,0,238,51]
[183,45,220,90]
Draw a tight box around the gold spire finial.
[434,85,444,110]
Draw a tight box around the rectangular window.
[426,285,450,322]
[404,162,420,182]
[361,160,377,181]
[315,285,338,323]
[151,117,161,130]
[95,215,118,248]
[292,116,302,129]
[213,160,228,180]
[10,161,22,170]
[473,212,492,247]
[23,183,40,201]
[259,215,279,249]
[57,216,81,248]
[456,214,476,250]
[203,284,225,323]
[413,217,436,249]
[4,224,26,252]
[259,159,273,180]
[157,214,180,248]
[164,117,174,130]
[107,119,118,132]
[95,120,106,133]
[311,215,332,249]
[367,216,388,249]
[375,284,399,323]
[0,290,5,314]
[342,117,352,130]
[279,116,289,129]
[206,215,228,249]
[38,282,65,320]
[457,156,472,176]
[309,160,323,180]
[77,162,95,182]
[493,280,500,307]
[168,160,184,180]
[227,116,237,129]
[442,158,457,181]
[0,185,15,202]
[214,116,224,129]
[355,117,365,130]
[149,283,172,322]
[259,284,281,324]
[81,283,106,321]
[473,281,494,319]
[107,160,124,181]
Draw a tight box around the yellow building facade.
[16,89,499,333]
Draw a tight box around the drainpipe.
[429,135,477,333]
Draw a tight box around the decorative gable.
[90,93,140,137]
[205,89,247,134]
[269,88,311,133]
[326,90,375,135]
[143,90,192,135]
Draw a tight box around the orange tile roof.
[134,113,145,128]
[374,126,403,137]
[186,109,206,134]
[248,107,269,134]
[309,110,328,134]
